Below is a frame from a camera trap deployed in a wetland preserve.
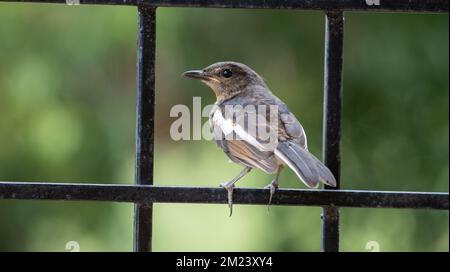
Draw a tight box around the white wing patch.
[212,109,234,136]
[212,109,276,152]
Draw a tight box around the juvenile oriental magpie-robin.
[183,62,336,215]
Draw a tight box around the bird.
[183,61,336,215]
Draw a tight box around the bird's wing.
[239,85,308,148]
[224,140,278,173]
[211,103,279,152]
[279,110,308,148]
[209,105,279,173]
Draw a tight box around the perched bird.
[183,62,336,215]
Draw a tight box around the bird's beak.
[182,70,209,80]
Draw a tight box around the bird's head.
[183,61,267,101]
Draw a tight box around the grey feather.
[276,141,336,188]
[307,152,337,187]
[280,111,307,148]
[226,139,278,173]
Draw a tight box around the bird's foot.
[220,182,235,217]
[264,180,279,210]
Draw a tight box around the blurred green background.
[0,4,448,252]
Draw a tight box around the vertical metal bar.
[133,4,156,252]
[321,10,344,252]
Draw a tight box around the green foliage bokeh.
[0,4,448,251]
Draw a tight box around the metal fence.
[0,0,448,252]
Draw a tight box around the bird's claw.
[220,182,234,216]
[264,180,278,211]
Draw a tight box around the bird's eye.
[222,69,232,78]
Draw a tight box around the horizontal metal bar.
[0,182,448,210]
[0,0,448,13]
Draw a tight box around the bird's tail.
[275,141,336,188]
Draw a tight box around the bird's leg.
[265,165,283,209]
[220,166,252,216]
